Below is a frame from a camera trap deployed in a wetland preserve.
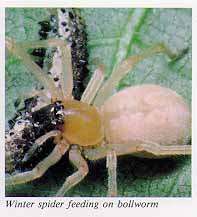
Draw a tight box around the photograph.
[5,8,192,197]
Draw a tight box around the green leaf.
[6,8,191,197]
[6,8,50,121]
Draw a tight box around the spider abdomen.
[101,84,191,146]
[62,100,104,146]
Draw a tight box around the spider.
[5,36,191,197]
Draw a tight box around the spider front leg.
[6,37,73,101]
[19,38,73,99]
[6,142,68,186]
[23,89,51,104]
[6,37,63,102]
[55,145,89,197]
[15,89,52,113]
[94,43,186,106]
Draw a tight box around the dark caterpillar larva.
[6,8,89,174]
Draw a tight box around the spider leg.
[6,143,68,186]
[22,130,61,163]
[83,143,136,161]
[23,89,51,104]
[15,89,51,112]
[17,38,73,99]
[84,141,191,160]
[55,145,89,197]
[94,43,183,106]
[6,37,63,102]
[136,143,191,157]
[107,150,117,197]
[81,67,105,104]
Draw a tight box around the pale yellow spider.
[6,37,191,197]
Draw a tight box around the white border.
[1,1,196,217]
[0,0,194,8]
[0,6,5,202]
